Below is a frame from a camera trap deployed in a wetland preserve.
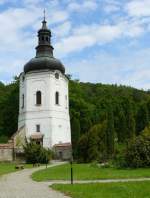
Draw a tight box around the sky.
[0,0,150,89]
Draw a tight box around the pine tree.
[136,103,149,135]
[87,125,100,161]
[77,134,89,162]
[106,105,115,157]
[116,109,127,143]
[125,100,135,139]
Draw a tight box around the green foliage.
[77,134,89,163]
[115,108,126,143]
[71,117,80,158]
[113,144,127,168]
[24,141,52,164]
[0,135,8,143]
[0,79,19,139]
[77,122,107,162]
[136,103,149,135]
[1,78,150,166]
[106,105,115,157]
[125,131,150,168]
[124,99,136,139]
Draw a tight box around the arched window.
[36,91,42,105]
[36,124,40,132]
[55,73,59,79]
[42,36,44,41]
[22,94,24,108]
[46,37,49,42]
[55,91,59,105]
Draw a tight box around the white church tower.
[18,17,71,159]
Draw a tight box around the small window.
[46,37,49,42]
[36,124,40,132]
[36,91,41,105]
[55,73,59,79]
[42,36,44,41]
[22,94,24,108]
[55,91,59,105]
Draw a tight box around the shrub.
[0,135,8,143]
[24,141,52,164]
[125,134,150,168]
[113,144,128,168]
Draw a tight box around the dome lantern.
[24,14,65,74]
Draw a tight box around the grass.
[0,163,33,177]
[32,163,150,181]
[0,163,17,176]
[52,181,150,198]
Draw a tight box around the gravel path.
[0,162,70,198]
[46,177,150,185]
[1,163,150,198]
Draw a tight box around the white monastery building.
[18,18,71,159]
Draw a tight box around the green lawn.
[52,181,150,198]
[32,163,150,181]
[0,163,33,177]
[0,163,17,176]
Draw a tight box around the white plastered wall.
[18,70,71,148]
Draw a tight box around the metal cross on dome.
[43,9,46,21]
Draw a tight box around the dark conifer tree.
[116,109,127,143]
[124,99,135,139]
[71,117,81,158]
[106,105,115,157]
[136,103,149,135]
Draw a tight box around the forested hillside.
[0,78,19,143]
[0,78,150,162]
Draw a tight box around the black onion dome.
[24,56,65,73]
[24,19,65,74]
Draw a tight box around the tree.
[125,134,150,168]
[136,103,149,135]
[24,141,52,164]
[0,80,19,137]
[115,108,127,143]
[124,99,135,140]
[77,134,89,163]
[71,117,80,158]
[87,125,100,162]
[88,122,107,162]
[106,105,115,157]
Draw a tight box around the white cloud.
[126,0,150,17]
[0,7,40,52]
[67,48,150,90]
[49,10,69,24]
[0,0,150,90]
[55,20,145,57]
[68,1,97,12]
[55,23,122,57]
[53,21,71,38]
[103,0,121,13]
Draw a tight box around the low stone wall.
[0,144,13,162]
[53,143,72,160]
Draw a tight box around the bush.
[113,144,128,168]
[125,133,150,168]
[0,135,8,143]
[24,141,52,164]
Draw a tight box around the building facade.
[18,18,71,159]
